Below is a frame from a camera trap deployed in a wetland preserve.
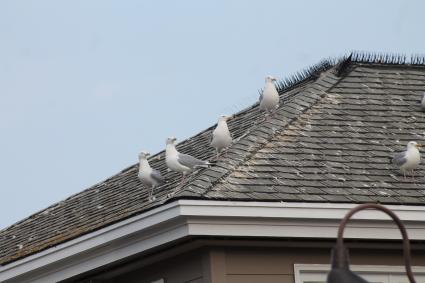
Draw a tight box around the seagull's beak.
[146,153,151,157]
[272,77,277,81]
[416,144,422,148]
[172,137,177,142]
[225,115,233,121]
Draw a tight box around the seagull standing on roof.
[421,92,425,111]
[211,115,233,158]
[259,75,279,116]
[138,152,165,201]
[392,141,422,179]
[165,137,210,186]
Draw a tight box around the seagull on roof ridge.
[421,92,425,111]
[138,151,165,201]
[391,141,422,179]
[259,75,279,117]
[165,137,210,186]
[211,115,233,158]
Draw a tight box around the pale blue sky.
[1,0,424,229]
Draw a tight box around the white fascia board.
[178,200,425,221]
[1,201,425,283]
[179,200,425,240]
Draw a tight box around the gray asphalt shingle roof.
[1,54,425,266]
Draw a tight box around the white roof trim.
[1,200,425,282]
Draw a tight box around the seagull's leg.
[215,148,226,160]
[222,148,228,158]
[149,185,156,201]
[271,108,278,118]
[403,170,406,180]
[148,186,152,201]
[219,148,226,158]
[216,149,220,160]
[411,170,415,181]
[178,173,187,188]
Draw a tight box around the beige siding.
[224,246,425,283]
[96,241,425,283]
[109,250,203,283]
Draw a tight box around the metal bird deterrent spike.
[351,51,407,65]
[327,203,417,283]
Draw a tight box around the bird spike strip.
[350,51,407,64]
[275,58,336,92]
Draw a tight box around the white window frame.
[294,264,425,283]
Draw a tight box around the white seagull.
[259,75,279,116]
[392,141,422,179]
[421,92,425,111]
[138,151,165,201]
[166,137,210,186]
[211,115,233,158]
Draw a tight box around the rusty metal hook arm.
[336,203,416,283]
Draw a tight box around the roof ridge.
[274,58,336,92]
[174,67,345,199]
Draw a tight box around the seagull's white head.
[138,151,150,160]
[407,141,422,150]
[265,75,277,83]
[166,137,177,145]
[218,115,232,122]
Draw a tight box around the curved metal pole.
[336,203,416,283]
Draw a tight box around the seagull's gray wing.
[151,169,165,185]
[178,153,208,169]
[392,151,407,166]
